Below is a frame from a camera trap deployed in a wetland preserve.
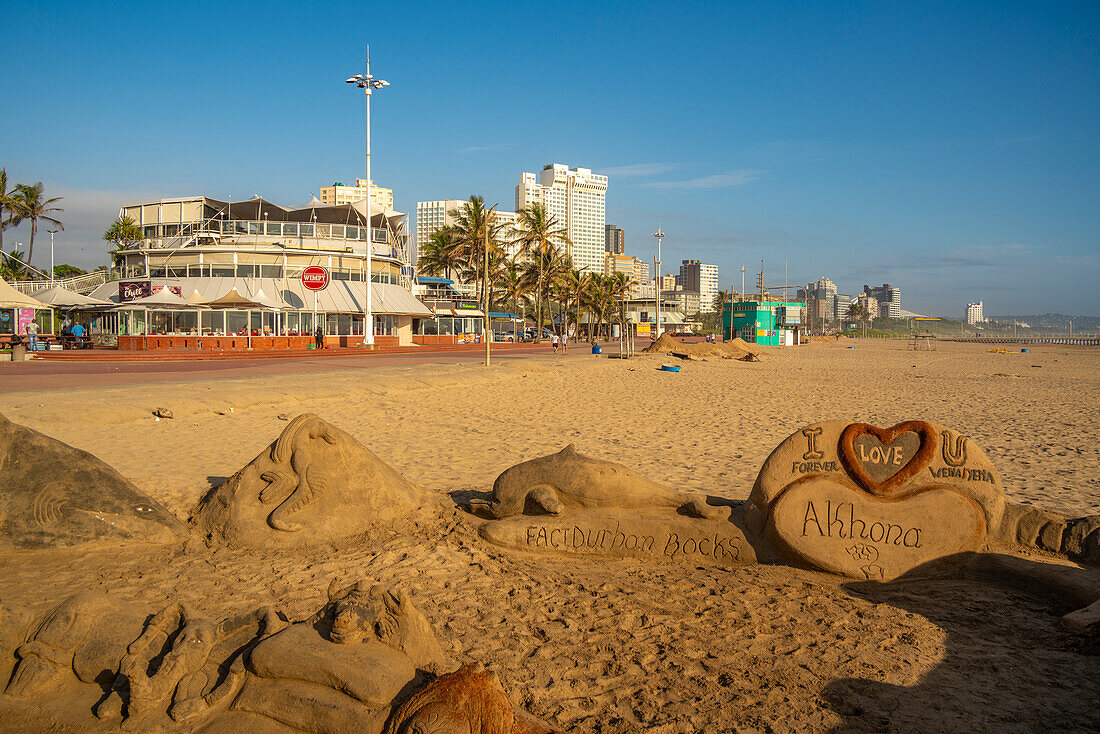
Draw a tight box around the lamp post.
[652,224,664,338]
[47,229,58,283]
[346,49,389,347]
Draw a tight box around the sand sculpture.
[0,412,186,548]
[2,578,554,732]
[5,592,144,700]
[746,420,1100,579]
[191,413,430,547]
[477,445,756,566]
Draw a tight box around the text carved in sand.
[523,521,743,562]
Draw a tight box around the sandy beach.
[1,339,1098,731]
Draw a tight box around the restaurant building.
[89,195,432,349]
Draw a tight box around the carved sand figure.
[383,663,563,734]
[197,578,454,732]
[0,412,186,548]
[95,602,285,726]
[191,413,431,547]
[476,445,754,566]
[5,592,143,700]
[474,444,715,519]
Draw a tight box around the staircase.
[9,270,110,295]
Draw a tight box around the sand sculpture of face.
[5,593,95,698]
[323,579,448,674]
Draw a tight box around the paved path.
[0,343,614,392]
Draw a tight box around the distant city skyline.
[2,1,1097,316]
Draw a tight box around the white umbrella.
[115,288,199,310]
[0,279,48,310]
[31,285,113,308]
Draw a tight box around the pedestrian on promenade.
[314,324,324,350]
[561,331,568,354]
[26,320,38,352]
[552,333,560,354]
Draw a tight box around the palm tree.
[103,215,143,267]
[12,182,63,266]
[498,257,531,335]
[448,196,505,307]
[846,302,870,336]
[0,169,22,254]
[417,228,463,281]
[0,247,29,280]
[512,204,570,342]
[561,267,590,342]
[606,271,631,338]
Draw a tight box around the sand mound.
[0,412,185,549]
[191,413,435,547]
[643,333,764,360]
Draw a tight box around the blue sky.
[3,0,1098,316]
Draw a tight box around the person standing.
[26,319,38,352]
[314,323,324,350]
[551,332,560,354]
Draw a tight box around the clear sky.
[3,0,1098,317]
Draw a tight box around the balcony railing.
[9,270,110,295]
[141,218,401,249]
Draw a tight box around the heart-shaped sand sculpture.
[745,420,1007,579]
[767,477,987,579]
[838,421,937,497]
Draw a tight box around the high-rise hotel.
[515,164,608,275]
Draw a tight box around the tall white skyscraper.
[515,164,608,275]
[966,300,984,325]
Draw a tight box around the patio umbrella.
[31,285,113,308]
[0,279,48,309]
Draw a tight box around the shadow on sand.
[822,553,1100,732]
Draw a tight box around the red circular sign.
[301,266,330,291]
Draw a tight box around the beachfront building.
[966,300,985,325]
[92,195,430,350]
[857,292,880,319]
[678,260,719,313]
[516,164,607,275]
[805,277,839,321]
[722,299,806,346]
[604,253,636,279]
[319,178,393,210]
[864,283,902,319]
[605,224,625,254]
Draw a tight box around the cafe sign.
[301,266,330,291]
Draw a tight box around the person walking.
[551,332,560,354]
[25,320,38,352]
[314,323,324,350]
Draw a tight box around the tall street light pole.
[346,48,389,347]
[48,229,58,283]
[652,224,664,338]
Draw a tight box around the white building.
[678,260,719,313]
[966,300,985,325]
[515,164,607,275]
[414,200,465,264]
[319,178,393,210]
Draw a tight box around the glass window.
[225,310,248,335]
[337,314,351,335]
[211,266,235,277]
[236,264,257,278]
[176,310,198,334]
[165,266,186,278]
[260,265,283,278]
[300,224,314,237]
[299,312,312,334]
[317,224,331,238]
[150,267,168,277]
[286,312,299,334]
[326,314,338,334]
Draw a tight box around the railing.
[138,218,403,249]
[9,270,110,295]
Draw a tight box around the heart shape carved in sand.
[768,477,986,579]
[839,421,937,497]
